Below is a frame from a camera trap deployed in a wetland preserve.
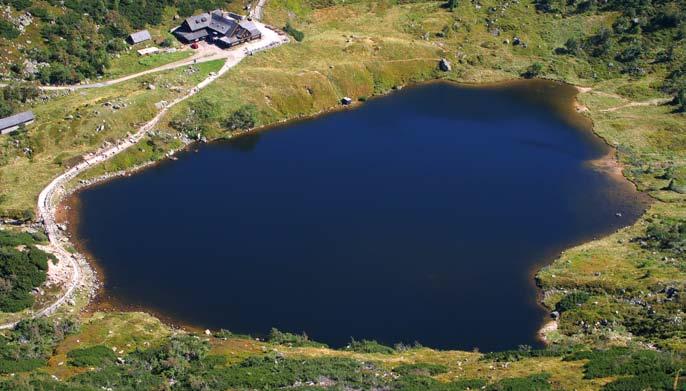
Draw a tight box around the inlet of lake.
[70,80,649,351]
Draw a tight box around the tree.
[284,22,305,42]
[446,0,459,11]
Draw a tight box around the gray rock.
[439,58,452,72]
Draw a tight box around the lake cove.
[71,80,648,351]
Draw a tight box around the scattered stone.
[439,58,452,72]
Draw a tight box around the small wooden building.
[128,30,152,45]
[0,111,35,135]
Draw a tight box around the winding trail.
[0,22,287,330]
[600,97,673,112]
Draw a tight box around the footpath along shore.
[0,22,288,329]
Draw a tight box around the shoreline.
[0,25,289,330]
[56,78,650,350]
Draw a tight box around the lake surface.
[72,80,647,351]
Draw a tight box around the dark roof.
[184,13,211,31]
[175,29,209,42]
[218,36,240,45]
[129,30,151,44]
[0,111,34,133]
[238,20,260,37]
[209,11,238,35]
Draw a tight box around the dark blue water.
[73,81,647,351]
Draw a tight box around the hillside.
[0,0,684,389]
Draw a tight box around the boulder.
[439,58,452,72]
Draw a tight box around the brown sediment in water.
[61,78,652,346]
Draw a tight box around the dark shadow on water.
[71,80,649,351]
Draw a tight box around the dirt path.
[600,97,673,112]
[0,23,288,330]
[250,0,268,21]
[576,86,673,113]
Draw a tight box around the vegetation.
[555,292,591,313]
[0,20,19,40]
[0,229,51,312]
[223,104,259,131]
[67,345,117,367]
[267,327,327,348]
[284,22,305,42]
[0,0,684,387]
[0,0,231,84]
[344,338,395,354]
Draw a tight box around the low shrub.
[486,373,551,391]
[67,345,117,367]
[565,348,683,379]
[344,338,395,354]
[267,328,327,348]
[393,363,448,376]
[223,104,258,131]
[0,20,19,40]
[556,292,591,312]
[0,358,46,374]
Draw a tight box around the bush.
[344,338,395,354]
[0,230,51,312]
[223,104,258,131]
[565,348,683,379]
[675,88,686,112]
[555,292,591,312]
[284,22,305,42]
[393,363,448,376]
[67,345,117,367]
[642,218,686,254]
[0,20,20,40]
[522,62,543,79]
[486,373,551,391]
[267,328,327,348]
[482,345,571,362]
[0,358,45,374]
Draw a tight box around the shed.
[0,111,35,135]
[128,30,152,44]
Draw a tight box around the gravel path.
[0,22,288,330]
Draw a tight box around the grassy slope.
[36,311,606,390]
[0,60,223,217]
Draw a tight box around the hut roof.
[208,12,238,35]
[129,30,152,44]
[0,111,34,133]
[238,20,260,37]
[184,13,212,31]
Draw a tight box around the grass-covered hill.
[0,0,684,389]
